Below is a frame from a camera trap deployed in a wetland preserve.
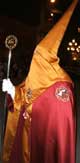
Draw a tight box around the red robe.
[31,81,76,163]
[6,81,76,163]
[5,82,76,163]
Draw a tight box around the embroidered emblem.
[55,87,70,102]
[26,88,32,99]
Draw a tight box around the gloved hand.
[2,78,15,100]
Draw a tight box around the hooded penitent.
[3,0,78,163]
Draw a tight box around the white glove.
[2,78,15,100]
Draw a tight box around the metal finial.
[5,35,18,50]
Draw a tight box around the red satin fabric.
[7,94,14,112]
[31,81,76,163]
[6,81,76,163]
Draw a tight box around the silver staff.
[1,35,18,161]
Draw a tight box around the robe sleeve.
[6,80,26,112]
[13,80,26,111]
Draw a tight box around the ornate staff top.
[5,35,18,50]
[5,35,18,78]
